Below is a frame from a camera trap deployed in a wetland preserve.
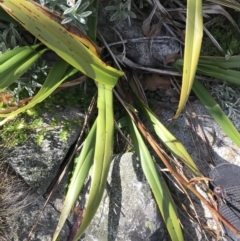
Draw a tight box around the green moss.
[0,84,93,147]
[1,117,30,147]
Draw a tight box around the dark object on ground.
[209,163,240,241]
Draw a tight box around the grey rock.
[14,191,69,241]
[159,100,240,172]
[81,153,168,241]
[6,105,82,240]
[6,106,83,194]
[158,99,240,240]
[98,1,180,67]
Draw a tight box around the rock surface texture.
[158,99,240,240]
[7,106,83,194]
[159,99,240,170]
[98,0,180,67]
[80,153,167,241]
[5,105,82,241]
[4,2,240,240]
[14,192,69,241]
[6,98,240,240]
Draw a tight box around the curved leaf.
[197,64,240,84]
[72,84,115,240]
[173,57,240,85]
[199,55,240,69]
[0,44,44,91]
[0,59,78,117]
[0,0,123,86]
[53,120,97,240]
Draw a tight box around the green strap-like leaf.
[173,57,240,85]
[138,99,202,177]
[197,64,240,84]
[53,84,116,241]
[174,0,203,118]
[173,60,240,147]
[53,120,97,240]
[192,79,240,147]
[199,55,240,69]
[0,45,40,65]
[128,117,184,241]
[0,59,78,117]
[0,44,45,91]
[0,0,123,86]
[72,84,115,240]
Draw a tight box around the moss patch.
[0,84,94,147]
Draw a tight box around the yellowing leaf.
[173,0,203,119]
[30,1,101,56]
[0,0,123,87]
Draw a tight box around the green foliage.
[38,0,94,33]
[202,16,240,55]
[105,0,136,23]
[1,0,240,240]
[0,21,50,102]
[1,117,29,146]
[204,81,240,118]
[0,85,87,147]
[0,22,22,52]
[59,0,94,33]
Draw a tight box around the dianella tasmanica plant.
[2,0,240,240]
[0,0,185,240]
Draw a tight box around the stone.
[80,152,168,241]
[157,99,240,240]
[9,98,240,240]
[14,190,70,241]
[159,100,240,170]
[4,103,83,240]
[98,0,180,67]
[6,105,83,194]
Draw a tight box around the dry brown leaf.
[144,74,171,91]
[163,53,181,66]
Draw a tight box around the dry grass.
[0,148,29,240]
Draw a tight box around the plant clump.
[1,0,240,240]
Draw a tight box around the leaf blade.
[0,0,123,86]
[0,59,78,117]
[128,117,184,241]
[138,99,201,176]
[173,0,203,118]
[192,79,240,147]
